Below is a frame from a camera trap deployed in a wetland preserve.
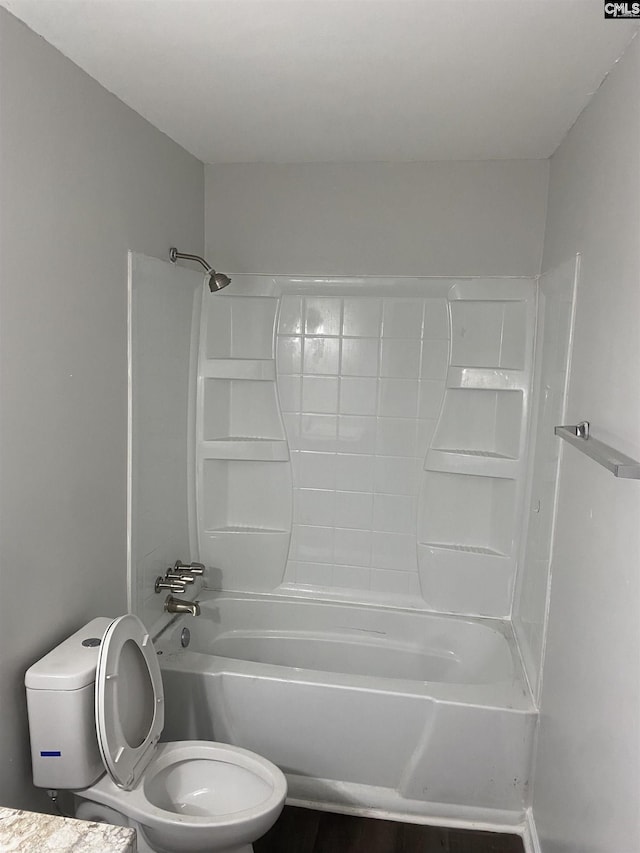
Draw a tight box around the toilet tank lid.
[25,617,114,691]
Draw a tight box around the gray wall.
[0,9,203,809]
[533,35,640,853]
[205,160,549,277]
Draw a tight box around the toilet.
[25,615,287,853]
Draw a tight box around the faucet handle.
[175,560,205,576]
[165,570,195,584]
[155,576,186,594]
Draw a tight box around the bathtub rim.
[155,590,535,712]
[154,586,517,638]
[151,583,519,641]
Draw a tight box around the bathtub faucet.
[164,595,201,617]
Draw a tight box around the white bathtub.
[157,591,536,826]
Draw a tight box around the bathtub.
[157,591,536,826]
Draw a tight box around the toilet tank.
[25,617,113,790]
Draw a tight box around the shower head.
[169,248,231,293]
[209,271,232,292]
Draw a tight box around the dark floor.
[255,806,524,853]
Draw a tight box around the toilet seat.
[90,615,287,852]
[95,614,164,790]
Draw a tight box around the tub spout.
[164,595,200,617]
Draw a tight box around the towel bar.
[554,421,640,479]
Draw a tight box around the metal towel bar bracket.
[554,421,640,479]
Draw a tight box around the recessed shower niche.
[449,298,528,370]
[205,295,277,360]
[202,379,285,442]
[202,459,291,532]
[431,388,524,460]
[418,471,517,557]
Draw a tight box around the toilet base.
[134,826,253,853]
[135,829,253,853]
[75,799,254,853]
[133,827,253,853]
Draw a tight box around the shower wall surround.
[513,257,578,698]
[196,276,535,617]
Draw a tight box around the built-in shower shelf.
[200,527,291,593]
[417,543,515,584]
[418,470,516,567]
[438,449,513,458]
[200,439,289,461]
[202,359,276,381]
[420,542,507,557]
[425,449,519,479]
[447,366,526,390]
[204,526,290,535]
[448,279,533,301]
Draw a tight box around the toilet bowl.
[25,615,287,853]
[79,741,286,853]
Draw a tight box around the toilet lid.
[95,614,164,790]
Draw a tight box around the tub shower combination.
[158,593,534,825]
[130,255,577,829]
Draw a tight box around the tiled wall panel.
[277,295,449,600]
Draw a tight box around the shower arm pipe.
[169,248,213,273]
[169,247,231,292]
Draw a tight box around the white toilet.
[25,614,287,853]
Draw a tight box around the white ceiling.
[1,0,637,163]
